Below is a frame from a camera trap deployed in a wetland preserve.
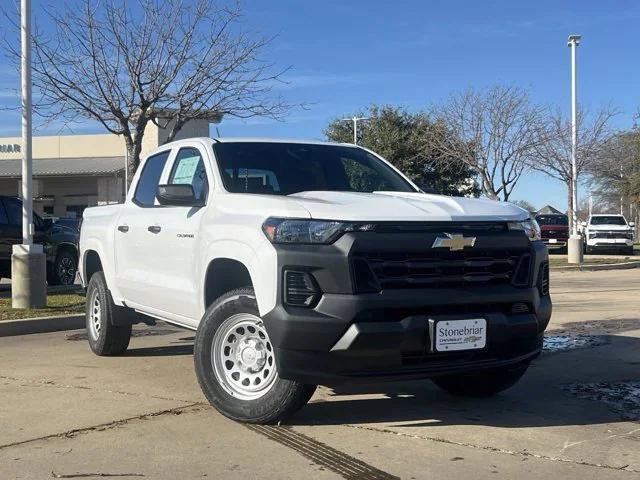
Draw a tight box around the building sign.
[0,144,21,153]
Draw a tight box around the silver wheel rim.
[211,313,277,400]
[88,289,102,341]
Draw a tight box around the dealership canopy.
[0,156,123,177]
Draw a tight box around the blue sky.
[2,0,640,210]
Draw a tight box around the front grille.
[352,249,532,291]
[590,231,631,239]
[544,230,568,238]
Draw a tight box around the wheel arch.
[83,249,103,284]
[203,257,255,309]
[200,239,277,318]
[56,242,79,258]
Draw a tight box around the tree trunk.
[124,136,143,190]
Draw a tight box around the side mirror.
[42,218,53,230]
[156,184,204,207]
[581,221,587,227]
[629,222,635,227]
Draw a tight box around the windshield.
[535,215,568,226]
[213,142,416,195]
[590,216,627,226]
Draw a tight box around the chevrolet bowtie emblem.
[432,233,476,251]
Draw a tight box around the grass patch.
[0,293,85,321]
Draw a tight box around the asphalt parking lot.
[1,269,639,479]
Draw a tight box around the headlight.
[508,219,541,241]
[262,218,373,244]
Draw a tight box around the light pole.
[12,0,46,308]
[341,116,369,145]
[567,34,583,264]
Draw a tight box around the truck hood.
[287,191,528,222]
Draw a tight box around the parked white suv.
[582,214,635,255]
[79,138,551,423]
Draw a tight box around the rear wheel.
[86,272,132,356]
[194,287,316,424]
[50,250,77,286]
[432,363,529,397]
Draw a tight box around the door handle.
[117,225,129,233]
[147,225,161,234]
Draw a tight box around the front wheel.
[194,287,316,424]
[432,363,529,397]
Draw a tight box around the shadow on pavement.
[123,344,194,357]
[287,333,640,429]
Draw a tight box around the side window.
[133,150,171,207]
[0,201,9,225]
[168,148,209,201]
[3,198,22,226]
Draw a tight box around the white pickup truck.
[79,137,551,423]
[581,214,635,255]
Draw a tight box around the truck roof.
[211,137,354,147]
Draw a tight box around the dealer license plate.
[548,239,558,244]
[434,319,487,352]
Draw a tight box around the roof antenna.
[215,126,221,138]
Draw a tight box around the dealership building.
[0,117,213,218]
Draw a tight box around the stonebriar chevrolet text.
[79,138,552,424]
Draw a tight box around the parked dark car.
[0,196,79,285]
[535,213,569,253]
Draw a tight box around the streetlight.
[341,116,369,145]
[12,0,46,308]
[567,34,583,264]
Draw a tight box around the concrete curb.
[551,260,640,272]
[0,313,84,337]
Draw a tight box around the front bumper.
[262,231,551,386]
[586,238,633,248]
[542,238,567,249]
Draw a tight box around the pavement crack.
[0,404,204,451]
[343,424,640,473]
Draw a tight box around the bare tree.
[588,130,640,223]
[530,107,617,230]
[428,86,545,201]
[3,0,291,185]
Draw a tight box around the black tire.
[49,249,78,286]
[585,245,593,255]
[432,363,529,397]
[86,271,132,356]
[194,287,316,424]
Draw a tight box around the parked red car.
[535,213,569,253]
